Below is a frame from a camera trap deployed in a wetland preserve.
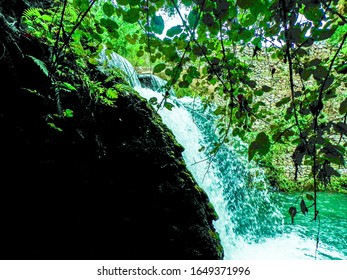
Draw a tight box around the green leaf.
[103,2,115,17]
[339,98,347,115]
[240,29,253,43]
[73,0,89,11]
[88,57,99,65]
[188,9,198,27]
[41,15,52,21]
[181,0,192,5]
[47,122,62,132]
[117,0,128,5]
[237,0,252,9]
[124,8,140,24]
[202,13,215,27]
[276,97,291,107]
[153,63,166,73]
[61,82,77,91]
[150,15,164,34]
[262,85,273,92]
[316,28,336,41]
[27,55,49,77]
[242,13,257,27]
[129,0,141,5]
[63,109,74,118]
[164,102,174,110]
[166,25,182,37]
[304,6,323,22]
[248,132,271,161]
[193,45,207,56]
[313,65,329,79]
[106,88,118,99]
[100,18,119,31]
[301,69,313,81]
[149,97,157,105]
[306,194,314,201]
[198,145,205,152]
[308,58,321,67]
[137,49,144,57]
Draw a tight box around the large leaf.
[248,132,271,161]
[166,25,182,37]
[100,18,119,31]
[73,0,89,11]
[188,9,198,27]
[150,15,164,34]
[124,8,140,24]
[103,2,115,17]
[153,63,166,73]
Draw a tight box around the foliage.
[21,0,347,227]
[107,0,347,224]
[21,0,139,131]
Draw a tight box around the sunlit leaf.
[149,97,157,105]
[166,25,182,37]
[188,9,198,27]
[150,15,164,34]
[73,0,89,11]
[153,63,166,73]
[63,109,74,118]
[164,101,174,110]
[88,57,99,65]
[106,88,118,99]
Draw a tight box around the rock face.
[0,0,223,259]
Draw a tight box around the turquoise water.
[137,85,347,260]
[108,53,347,260]
[275,192,347,259]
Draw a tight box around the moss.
[208,229,223,257]
[194,184,204,194]
[207,202,219,220]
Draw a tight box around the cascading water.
[138,73,175,96]
[106,52,347,260]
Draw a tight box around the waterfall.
[104,52,347,260]
[138,73,175,96]
[99,50,142,88]
[136,86,286,259]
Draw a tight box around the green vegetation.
[20,0,347,222]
